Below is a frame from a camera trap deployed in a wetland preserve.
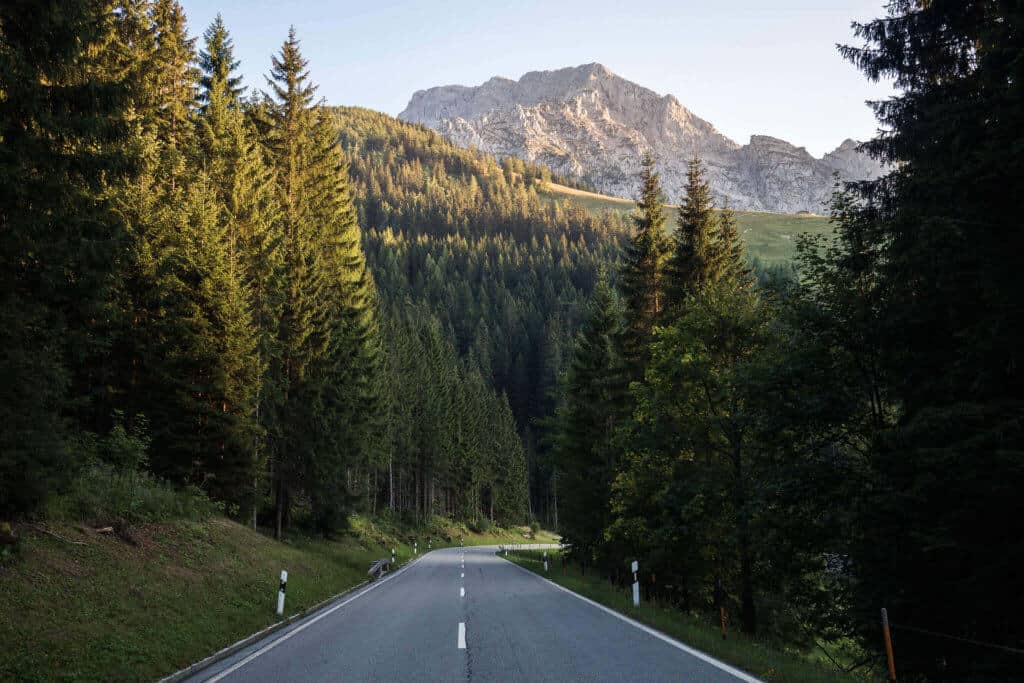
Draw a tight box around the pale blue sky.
[180,0,894,157]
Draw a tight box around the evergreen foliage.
[0,0,137,516]
[548,276,629,566]
[5,5,1021,679]
[664,158,751,317]
[619,152,669,375]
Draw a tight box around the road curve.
[184,546,759,682]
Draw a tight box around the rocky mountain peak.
[399,64,887,213]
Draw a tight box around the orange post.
[720,606,727,640]
[881,608,896,681]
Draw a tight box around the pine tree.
[835,4,1024,678]
[713,200,751,287]
[192,17,280,511]
[150,0,199,186]
[260,27,331,537]
[0,0,137,515]
[198,13,244,111]
[551,276,629,566]
[664,159,751,317]
[619,153,669,375]
[260,27,382,536]
[664,157,719,314]
[112,0,207,485]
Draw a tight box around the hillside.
[540,181,833,263]
[331,108,828,528]
[399,63,886,213]
[333,107,631,525]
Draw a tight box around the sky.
[180,0,895,157]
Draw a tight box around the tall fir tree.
[198,13,244,111]
[260,27,382,535]
[664,157,719,313]
[836,4,1024,678]
[0,0,137,515]
[191,16,280,511]
[619,152,669,376]
[664,159,751,317]
[260,27,331,537]
[550,276,629,566]
[713,200,751,287]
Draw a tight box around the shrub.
[45,414,219,527]
[46,463,219,527]
[468,517,493,534]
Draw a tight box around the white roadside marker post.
[414,541,418,555]
[392,547,396,566]
[277,570,288,616]
[544,550,548,573]
[631,560,640,607]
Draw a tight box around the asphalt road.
[185,546,759,682]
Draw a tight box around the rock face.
[399,63,887,213]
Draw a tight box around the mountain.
[398,63,887,214]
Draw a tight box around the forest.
[546,4,1024,681]
[0,2,568,537]
[2,1,1023,681]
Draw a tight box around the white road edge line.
[204,556,422,682]
[458,622,467,649]
[500,556,763,683]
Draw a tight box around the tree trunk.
[732,439,756,634]
[252,472,258,530]
[552,471,559,532]
[388,451,395,511]
[274,477,284,540]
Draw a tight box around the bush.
[529,520,540,534]
[468,517,493,534]
[46,463,219,527]
[44,414,219,527]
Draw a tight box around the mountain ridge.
[399,63,886,213]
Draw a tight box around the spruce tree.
[665,159,751,318]
[664,157,719,313]
[197,16,283,518]
[112,0,207,485]
[713,200,751,287]
[198,13,244,111]
[150,0,199,185]
[261,27,382,535]
[551,276,629,566]
[0,0,137,515]
[260,27,330,536]
[619,152,669,375]
[836,4,1024,678]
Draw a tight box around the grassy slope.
[0,516,554,682]
[507,549,872,683]
[541,181,833,263]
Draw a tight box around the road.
[185,546,759,682]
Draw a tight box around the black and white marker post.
[544,550,548,573]
[276,570,288,616]
[631,560,640,607]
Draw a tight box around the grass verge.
[0,515,551,682]
[505,549,873,683]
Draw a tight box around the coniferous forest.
[3,1,1023,681]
